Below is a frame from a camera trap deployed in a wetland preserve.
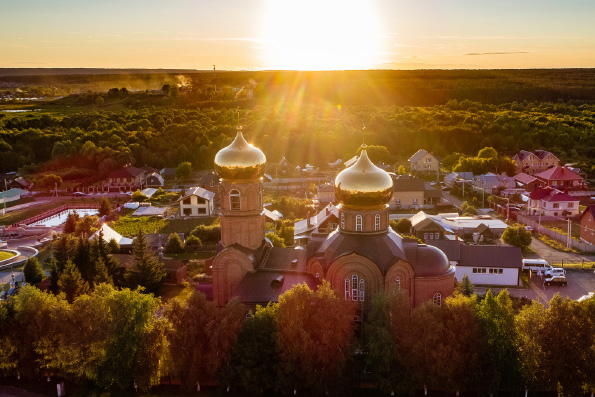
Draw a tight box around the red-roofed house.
[105,166,147,192]
[512,150,559,175]
[528,187,580,218]
[580,205,595,245]
[513,172,544,191]
[534,166,586,191]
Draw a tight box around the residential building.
[315,183,335,204]
[512,150,559,175]
[146,172,164,188]
[409,149,439,172]
[580,205,595,245]
[198,172,221,207]
[473,173,514,194]
[528,187,580,218]
[534,166,586,191]
[390,175,442,209]
[211,130,454,310]
[410,211,508,238]
[294,203,339,244]
[444,172,473,188]
[178,187,216,217]
[513,172,544,191]
[105,166,147,192]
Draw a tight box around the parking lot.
[476,268,595,305]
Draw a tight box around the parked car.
[72,192,87,197]
[545,275,568,286]
[545,268,566,277]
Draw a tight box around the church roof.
[234,270,320,305]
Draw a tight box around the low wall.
[517,214,595,253]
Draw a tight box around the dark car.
[545,275,568,286]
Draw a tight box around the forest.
[2,280,595,395]
[2,70,595,185]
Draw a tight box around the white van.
[522,259,553,274]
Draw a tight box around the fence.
[517,214,595,253]
[18,204,101,226]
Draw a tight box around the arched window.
[340,212,345,229]
[230,189,241,211]
[375,214,381,231]
[395,277,401,290]
[433,292,442,306]
[315,272,320,280]
[356,215,362,231]
[345,274,365,302]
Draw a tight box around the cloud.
[466,51,529,56]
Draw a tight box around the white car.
[545,268,566,278]
[72,192,87,197]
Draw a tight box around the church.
[210,126,455,311]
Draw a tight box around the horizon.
[2,0,595,70]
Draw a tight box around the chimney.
[326,206,330,216]
[455,231,459,241]
[307,211,312,228]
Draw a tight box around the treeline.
[2,99,595,177]
[2,282,595,395]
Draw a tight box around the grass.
[110,215,216,237]
[0,251,15,261]
[537,235,580,254]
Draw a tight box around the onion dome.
[215,127,266,180]
[334,145,393,209]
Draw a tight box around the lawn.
[110,215,216,237]
[0,251,15,261]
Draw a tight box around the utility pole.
[567,218,572,249]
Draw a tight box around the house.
[105,166,146,192]
[473,173,514,194]
[146,172,164,188]
[264,208,283,223]
[580,205,595,245]
[457,245,522,286]
[327,159,343,169]
[198,172,221,206]
[390,176,442,209]
[533,166,586,191]
[160,168,177,181]
[528,187,580,218]
[8,177,31,190]
[89,224,134,249]
[293,203,339,245]
[513,173,544,191]
[512,150,559,175]
[316,183,335,204]
[178,187,215,217]
[444,172,473,188]
[409,149,439,173]
[410,211,508,238]
[141,166,160,174]
[411,217,447,242]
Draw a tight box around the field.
[0,251,15,261]
[110,215,216,237]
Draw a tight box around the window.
[183,197,192,205]
[183,208,192,216]
[395,277,401,290]
[198,208,206,214]
[356,215,362,231]
[435,232,440,239]
[230,189,240,211]
[210,180,215,187]
[412,198,418,204]
[553,203,560,209]
[433,293,442,306]
[341,213,345,229]
[568,203,574,208]
[345,274,365,302]
[375,214,380,231]
[330,223,337,229]
[316,273,320,280]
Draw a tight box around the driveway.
[526,235,595,264]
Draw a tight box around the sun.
[260,0,383,70]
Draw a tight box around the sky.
[1,0,595,70]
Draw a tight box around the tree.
[184,235,202,251]
[162,84,170,96]
[502,224,532,249]
[126,231,167,294]
[397,165,407,175]
[58,260,90,303]
[176,161,192,181]
[63,212,80,234]
[460,201,478,215]
[266,232,285,247]
[107,238,120,254]
[37,174,62,190]
[131,189,148,202]
[23,257,44,285]
[275,281,355,394]
[478,146,498,159]
[390,218,412,234]
[456,274,474,297]
[98,196,112,217]
[164,233,184,254]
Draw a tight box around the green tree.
[176,161,192,181]
[63,212,80,234]
[502,224,532,249]
[184,235,202,251]
[107,238,120,254]
[266,232,285,247]
[460,201,478,215]
[397,164,407,175]
[23,257,44,285]
[478,146,498,159]
[164,233,184,254]
[37,174,62,190]
[131,189,148,202]
[276,281,355,394]
[126,231,166,294]
[456,274,474,297]
[58,260,90,303]
[161,84,170,96]
[390,218,412,234]
[98,196,112,217]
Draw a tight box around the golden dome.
[335,145,393,209]
[215,127,266,180]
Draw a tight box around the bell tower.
[214,126,266,250]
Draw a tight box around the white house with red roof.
[534,166,586,191]
[105,165,147,192]
[528,187,580,218]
